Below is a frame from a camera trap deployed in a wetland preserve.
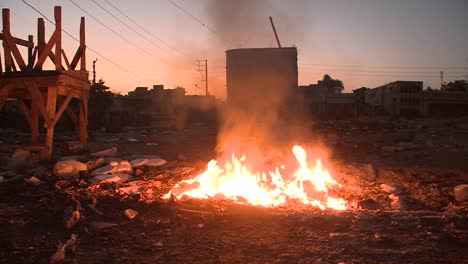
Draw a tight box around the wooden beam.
[80,16,86,70]
[65,105,78,127]
[0,33,34,48]
[28,46,38,70]
[54,6,62,71]
[2,8,13,72]
[27,35,34,68]
[79,91,88,145]
[0,145,48,152]
[52,93,72,126]
[70,46,83,70]
[34,30,58,70]
[62,49,71,70]
[1,31,27,70]
[31,98,39,145]
[25,81,52,127]
[43,86,57,159]
[18,99,32,128]
[37,18,45,70]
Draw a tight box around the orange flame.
[164,145,347,210]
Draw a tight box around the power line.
[20,0,158,83]
[299,68,467,75]
[68,0,169,64]
[165,0,233,48]
[102,0,195,61]
[299,63,468,69]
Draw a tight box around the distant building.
[365,81,423,116]
[422,90,468,116]
[298,83,355,118]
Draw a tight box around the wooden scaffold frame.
[0,6,89,159]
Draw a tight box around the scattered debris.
[130,158,149,167]
[90,147,118,157]
[49,233,78,264]
[91,160,132,176]
[123,209,139,220]
[53,160,88,180]
[454,184,468,203]
[8,149,37,170]
[88,221,120,230]
[89,174,134,184]
[145,158,167,167]
[380,183,399,194]
[63,206,81,229]
[86,158,105,171]
[25,176,44,186]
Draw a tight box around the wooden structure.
[0,6,89,159]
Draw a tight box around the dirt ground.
[1,118,467,263]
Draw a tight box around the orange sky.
[2,0,467,99]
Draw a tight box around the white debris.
[130,158,149,168]
[89,174,134,184]
[380,183,398,194]
[53,160,87,179]
[123,209,139,220]
[127,138,138,142]
[90,160,132,176]
[25,176,44,186]
[90,147,118,157]
[454,184,468,203]
[145,158,167,167]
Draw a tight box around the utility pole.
[92,58,98,84]
[197,60,208,96]
[440,71,444,89]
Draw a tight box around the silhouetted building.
[422,90,468,116]
[365,81,423,116]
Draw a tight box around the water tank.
[226,47,298,111]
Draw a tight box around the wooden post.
[2,8,12,72]
[37,18,45,70]
[80,17,86,70]
[27,35,34,68]
[31,99,39,145]
[54,6,62,71]
[43,86,57,158]
[79,91,88,145]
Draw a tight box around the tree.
[319,74,344,94]
[89,78,114,129]
[441,80,468,92]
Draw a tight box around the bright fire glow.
[163,145,347,210]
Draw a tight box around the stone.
[87,158,105,171]
[454,184,468,203]
[90,147,118,157]
[380,183,398,194]
[8,149,32,170]
[123,209,139,220]
[90,160,132,176]
[63,206,80,229]
[130,158,149,168]
[89,174,134,184]
[168,167,194,175]
[145,158,167,167]
[53,160,87,180]
[25,176,44,186]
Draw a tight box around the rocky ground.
[0,118,467,263]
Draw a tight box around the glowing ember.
[163,145,347,210]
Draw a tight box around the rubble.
[454,184,468,203]
[8,149,37,170]
[123,209,139,220]
[53,160,88,180]
[90,160,132,176]
[130,158,149,167]
[145,158,167,167]
[380,183,398,194]
[90,146,118,157]
[89,174,134,184]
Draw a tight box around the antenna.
[269,16,282,48]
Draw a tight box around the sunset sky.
[1,0,467,98]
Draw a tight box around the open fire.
[164,145,347,210]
